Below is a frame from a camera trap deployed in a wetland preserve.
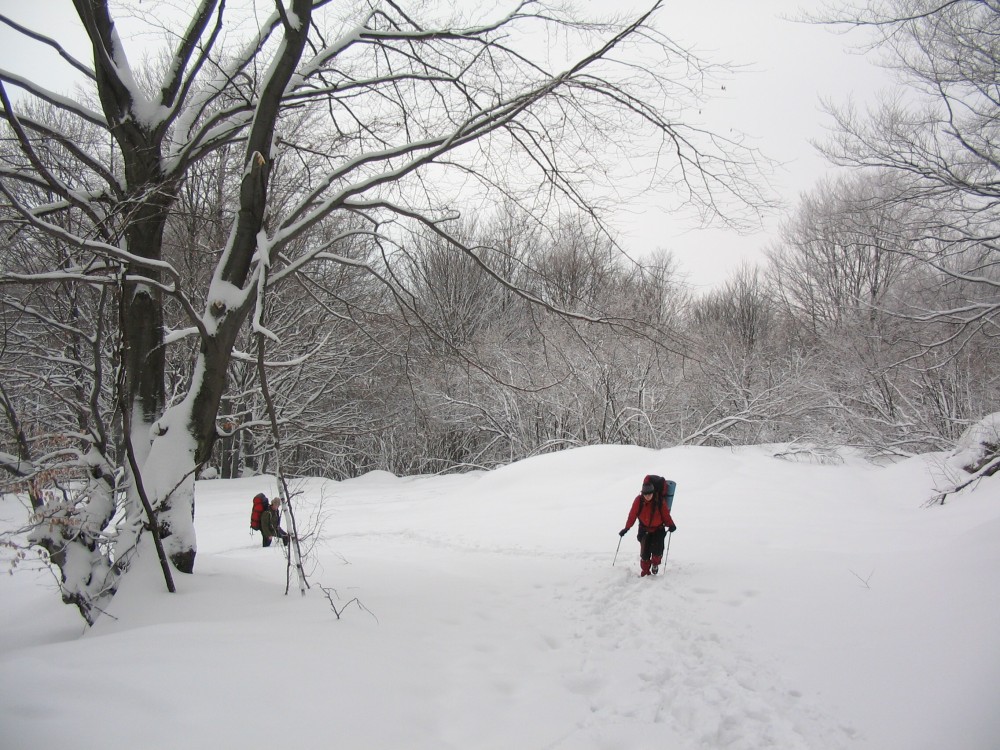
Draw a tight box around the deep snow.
[1,444,998,749]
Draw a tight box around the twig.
[318,584,378,623]
[849,569,874,589]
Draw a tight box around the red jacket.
[624,495,674,531]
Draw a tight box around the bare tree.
[682,264,816,445]
[764,168,997,454]
[818,0,1000,340]
[767,171,915,337]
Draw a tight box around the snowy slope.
[1,444,998,750]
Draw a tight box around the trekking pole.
[663,530,673,565]
[612,534,623,566]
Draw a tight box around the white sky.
[626,0,892,291]
[0,0,892,289]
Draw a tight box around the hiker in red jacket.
[619,474,676,577]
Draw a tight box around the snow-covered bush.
[948,413,1000,474]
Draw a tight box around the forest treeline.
[216,167,997,478]
[6,159,993,482]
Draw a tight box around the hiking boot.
[651,564,659,575]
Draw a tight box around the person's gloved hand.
[668,524,677,533]
[618,528,628,537]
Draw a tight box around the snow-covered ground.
[2,444,998,750]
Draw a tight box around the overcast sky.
[622,0,892,290]
[0,0,892,290]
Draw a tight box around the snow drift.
[2,443,998,750]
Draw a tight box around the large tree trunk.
[135,0,314,574]
[69,0,310,576]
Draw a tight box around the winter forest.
[1,0,998,629]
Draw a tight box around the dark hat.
[641,480,654,494]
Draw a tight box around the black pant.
[263,532,289,548]
[638,526,666,561]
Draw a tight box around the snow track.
[528,562,858,750]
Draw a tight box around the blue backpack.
[649,475,677,511]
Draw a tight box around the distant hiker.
[619,474,677,577]
[261,497,290,548]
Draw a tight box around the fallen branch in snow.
[928,455,1000,507]
[771,441,844,465]
[318,584,378,623]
